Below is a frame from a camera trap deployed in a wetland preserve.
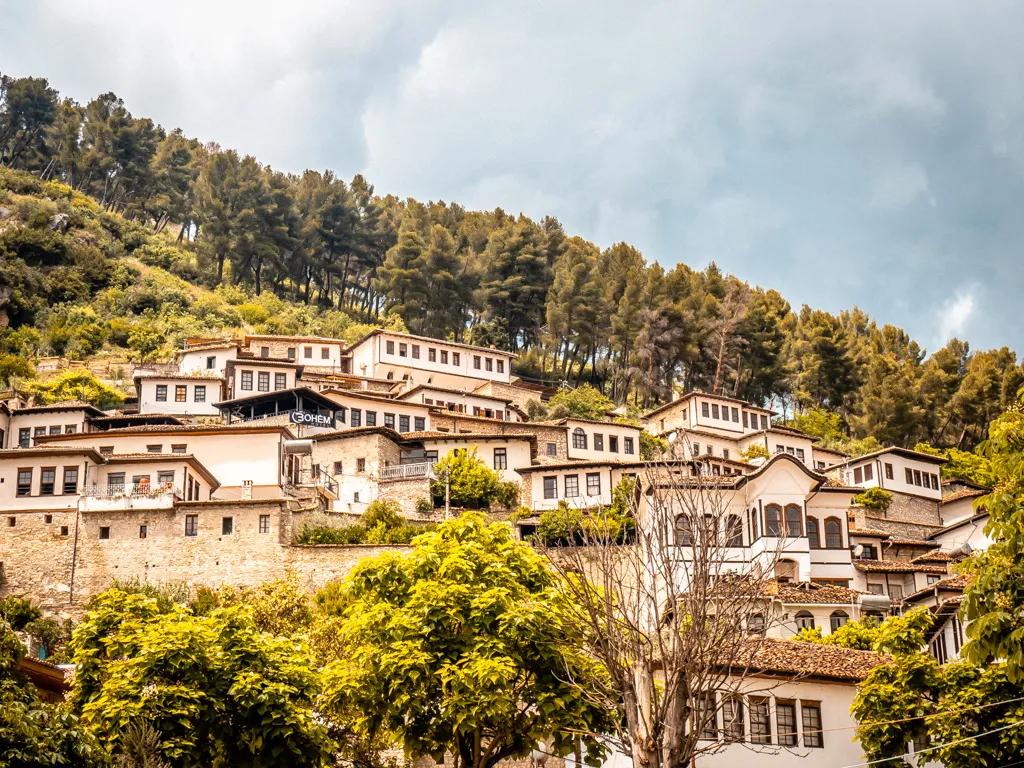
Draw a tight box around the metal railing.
[82,483,178,499]
[380,461,435,481]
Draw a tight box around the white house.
[643,392,774,437]
[5,401,103,448]
[556,417,642,462]
[134,373,224,417]
[826,447,945,501]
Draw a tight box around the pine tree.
[374,219,429,324]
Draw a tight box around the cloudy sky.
[3,1,1022,353]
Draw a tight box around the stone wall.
[430,413,568,459]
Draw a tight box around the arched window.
[725,515,744,547]
[675,515,693,547]
[784,504,803,538]
[830,610,849,633]
[572,428,588,450]
[750,507,759,540]
[806,517,820,549]
[747,613,766,635]
[824,517,843,549]
[702,514,716,546]
[795,610,815,630]
[765,504,782,537]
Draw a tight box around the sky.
[2,0,1023,354]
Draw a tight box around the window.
[399,415,410,433]
[586,473,601,496]
[723,448,730,460]
[386,340,395,355]
[332,461,343,475]
[398,343,408,357]
[428,348,436,362]
[905,467,914,484]
[546,442,557,457]
[543,476,558,499]
[171,444,186,455]
[16,469,32,496]
[854,466,863,483]
[440,350,449,364]
[139,525,147,539]
[675,515,693,546]
[493,448,507,470]
[784,504,803,537]
[927,574,941,585]
[411,344,420,359]
[206,355,216,369]
[624,436,635,455]
[743,412,749,428]
[175,385,187,402]
[749,697,771,745]
[384,413,395,429]
[747,613,766,635]
[18,428,30,447]
[414,417,425,431]
[711,403,720,419]
[274,373,287,390]
[287,347,296,360]
[750,507,759,540]
[222,517,234,535]
[594,433,604,451]
[34,426,45,439]
[765,504,783,536]
[864,463,873,481]
[257,372,270,392]
[609,435,619,452]
[452,353,460,365]
[885,462,894,479]
[890,584,904,601]
[701,402,710,418]
[722,695,745,742]
[829,610,849,633]
[321,346,330,360]
[861,544,878,560]
[241,370,253,390]
[802,702,824,748]
[108,472,125,491]
[156,384,168,401]
[795,448,805,462]
[60,525,68,536]
[353,492,360,503]
[146,444,162,454]
[61,466,77,495]
[725,515,743,547]
[497,360,504,373]
[365,411,377,427]
[261,346,270,358]
[572,428,587,450]
[691,442,701,457]
[39,467,55,495]
[194,385,206,402]
[357,458,366,473]
[158,470,174,487]
[350,408,362,428]
[99,526,110,540]
[697,692,718,740]
[806,517,820,548]
[913,469,923,486]
[7,516,14,527]
[485,358,493,372]
[795,610,815,630]
[565,475,580,497]
[776,701,798,746]
[259,514,270,534]
[473,355,481,369]
[824,517,843,549]
[184,514,198,537]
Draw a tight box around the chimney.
[242,480,253,500]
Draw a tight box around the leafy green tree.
[853,487,893,514]
[21,370,125,408]
[546,383,614,421]
[70,588,331,768]
[0,619,102,767]
[317,513,611,768]
[431,449,516,509]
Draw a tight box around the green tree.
[317,513,610,768]
[0,75,58,171]
[546,384,614,421]
[70,588,331,768]
[21,370,125,408]
[374,219,429,323]
[479,216,549,351]
[431,449,516,509]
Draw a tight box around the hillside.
[1,72,1023,452]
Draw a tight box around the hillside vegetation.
[1,73,1022,452]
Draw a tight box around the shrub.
[853,486,893,514]
[431,449,506,509]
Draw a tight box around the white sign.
[290,410,336,429]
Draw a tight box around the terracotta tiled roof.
[886,537,942,548]
[904,575,970,604]
[854,560,948,575]
[849,528,893,539]
[401,431,534,443]
[13,400,104,416]
[727,638,888,682]
[765,581,868,605]
[911,550,964,564]
[942,487,989,504]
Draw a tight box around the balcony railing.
[380,462,435,482]
[82,483,178,499]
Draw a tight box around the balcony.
[81,483,179,512]
[380,461,435,482]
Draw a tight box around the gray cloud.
[2,0,1022,352]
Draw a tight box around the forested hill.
[1,73,1021,452]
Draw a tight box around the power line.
[839,719,1024,768]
